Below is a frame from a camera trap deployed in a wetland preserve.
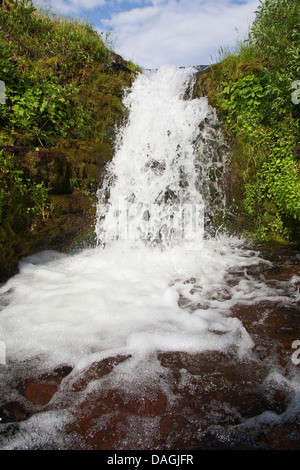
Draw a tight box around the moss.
[37,191,97,250]
[51,191,97,217]
[0,221,23,280]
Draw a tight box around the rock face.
[0,143,112,281]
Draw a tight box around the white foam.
[0,410,74,450]
[0,238,272,370]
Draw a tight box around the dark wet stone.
[20,365,73,406]
[71,355,131,392]
[0,401,31,423]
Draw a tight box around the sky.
[36,0,261,69]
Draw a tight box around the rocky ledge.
[0,142,112,281]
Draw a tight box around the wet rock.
[123,389,167,418]
[67,386,168,450]
[21,366,73,406]
[78,387,167,419]
[158,414,198,450]
[0,146,72,195]
[71,355,131,392]
[0,141,111,279]
[195,430,257,450]
[0,402,29,423]
[24,381,58,406]
[255,419,300,450]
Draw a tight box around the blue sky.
[36,0,261,69]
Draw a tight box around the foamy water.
[0,66,299,449]
[0,238,272,369]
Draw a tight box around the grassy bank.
[0,0,139,147]
[194,0,300,243]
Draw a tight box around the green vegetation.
[0,0,140,278]
[194,0,300,242]
[0,0,139,147]
[0,151,50,223]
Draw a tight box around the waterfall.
[0,66,299,450]
[96,65,227,248]
[0,67,261,369]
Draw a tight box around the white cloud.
[36,0,106,15]
[102,0,260,68]
[34,0,260,68]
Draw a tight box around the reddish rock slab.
[1,249,299,449]
[24,381,58,406]
[76,386,167,422]
[71,354,131,392]
[67,386,168,449]
[21,365,73,406]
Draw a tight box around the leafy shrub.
[249,0,300,75]
[219,74,264,127]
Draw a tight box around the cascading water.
[0,65,299,450]
[96,65,227,247]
